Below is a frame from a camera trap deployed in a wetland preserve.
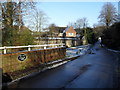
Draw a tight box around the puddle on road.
[80,64,92,71]
[71,64,92,82]
[60,64,92,89]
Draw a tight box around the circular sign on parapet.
[18,54,26,61]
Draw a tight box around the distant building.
[34,26,82,39]
[58,26,77,37]
[33,26,82,47]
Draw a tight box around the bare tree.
[75,19,84,29]
[16,1,36,29]
[0,0,35,28]
[68,17,88,29]
[68,22,76,29]
[0,0,36,46]
[98,2,117,28]
[34,10,48,32]
[74,17,89,44]
[0,3,3,29]
[67,17,89,45]
[82,17,88,44]
[81,17,88,28]
[32,9,48,44]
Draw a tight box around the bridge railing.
[0,44,65,54]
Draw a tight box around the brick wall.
[1,47,66,80]
[66,26,76,37]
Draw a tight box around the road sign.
[18,54,26,61]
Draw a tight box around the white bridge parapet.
[0,44,65,54]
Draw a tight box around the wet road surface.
[15,43,117,88]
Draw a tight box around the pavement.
[10,42,118,88]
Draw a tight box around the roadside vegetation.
[93,2,119,51]
[0,1,35,46]
[102,22,120,50]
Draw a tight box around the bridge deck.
[8,43,118,88]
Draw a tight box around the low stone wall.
[1,47,66,80]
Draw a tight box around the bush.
[2,26,35,46]
[102,22,120,50]
[86,28,97,44]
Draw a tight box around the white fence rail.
[0,44,65,54]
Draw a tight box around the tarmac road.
[14,43,118,88]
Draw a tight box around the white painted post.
[44,46,46,49]
[4,47,7,54]
[28,45,31,51]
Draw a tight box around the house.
[58,26,77,37]
[33,26,82,46]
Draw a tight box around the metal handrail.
[0,44,65,54]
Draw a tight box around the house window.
[68,33,74,36]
